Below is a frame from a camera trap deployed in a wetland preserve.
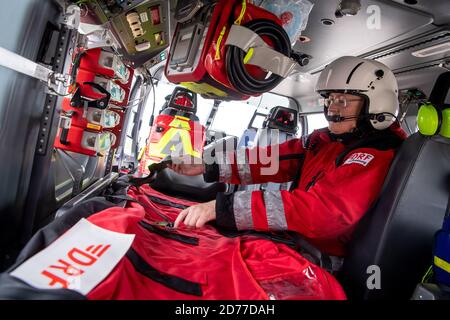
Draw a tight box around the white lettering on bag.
[10,218,134,295]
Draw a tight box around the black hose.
[225,19,291,96]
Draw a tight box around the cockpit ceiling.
[83,1,450,71]
[274,0,450,111]
[295,0,436,74]
[81,0,450,110]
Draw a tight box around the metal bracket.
[60,4,81,30]
[36,26,75,156]
[58,111,75,145]
[174,0,206,23]
[45,72,72,96]
[104,148,116,176]
[79,25,119,51]
[56,149,86,198]
[440,60,450,71]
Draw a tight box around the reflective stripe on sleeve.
[263,191,288,231]
[216,151,232,182]
[236,148,252,184]
[233,191,254,230]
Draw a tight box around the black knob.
[375,69,384,78]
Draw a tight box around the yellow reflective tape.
[234,0,247,25]
[137,146,146,161]
[176,128,200,158]
[421,265,433,283]
[215,26,227,60]
[87,123,102,131]
[174,115,191,122]
[157,128,179,149]
[169,116,191,130]
[180,82,228,97]
[150,127,200,159]
[244,47,254,64]
[434,256,450,273]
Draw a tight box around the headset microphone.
[325,114,363,122]
[325,113,394,123]
[325,114,345,122]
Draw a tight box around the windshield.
[307,113,328,134]
[136,76,296,143]
[210,93,293,136]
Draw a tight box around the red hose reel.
[165,0,291,100]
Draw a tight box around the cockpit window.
[307,113,328,134]
[210,93,294,136]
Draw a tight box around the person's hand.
[174,200,216,229]
[167,155,205,176]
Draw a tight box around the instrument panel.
[87,0,171,67]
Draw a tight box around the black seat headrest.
[159,107,199,122]
[263,106,298,134]
[168,86,197,113]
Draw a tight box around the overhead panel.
[296,0,433,73]
[365,27,450,74]
[89,0,170,67]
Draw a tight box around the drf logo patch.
[40,244,111,288]
[344,153,375,167]
[10,219,134,295]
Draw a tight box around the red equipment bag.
[165,0,291,100]
[143,114,205,161]
[54,98,107,156]
[54,96,124,156]
[89,185,347,299]
[74,69,131,107]
[2,181,346,300]
[139,88,206,176]
[104,108,126,149]
[78,48,132,85]
[54,48,134,155]
[73,48,134,107]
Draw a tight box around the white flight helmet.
[316,56,399,130]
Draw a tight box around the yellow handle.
[215,26,227,60]
[234,0,247,25]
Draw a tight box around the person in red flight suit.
[169,56,407,257]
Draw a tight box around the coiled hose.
[225,19,291,96]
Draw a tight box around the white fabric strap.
[0,47,53,82]
[225,24,300,78]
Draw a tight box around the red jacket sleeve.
[216,148,395,241]
[210,138,305,185]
